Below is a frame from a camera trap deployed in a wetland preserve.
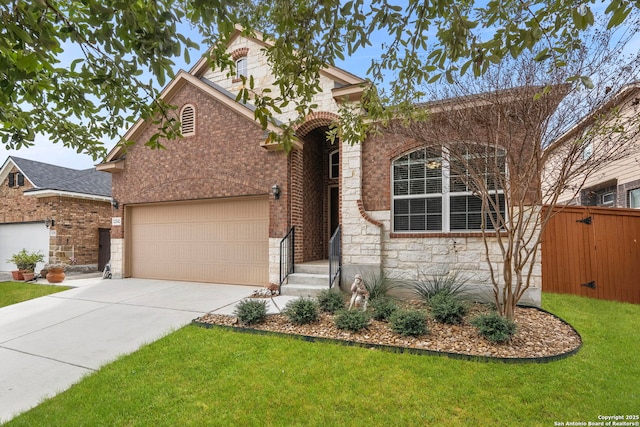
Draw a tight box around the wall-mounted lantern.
[271,184,280,200]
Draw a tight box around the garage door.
[0,222,49,272]
[128,197,269,285]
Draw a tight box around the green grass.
[0,281,71,308]
[5,293,639,426]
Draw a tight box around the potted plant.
[45,263,66,283]
[8,249,45,281]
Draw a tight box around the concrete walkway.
[0,277,296,423]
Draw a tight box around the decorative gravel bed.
[194,301,582,362]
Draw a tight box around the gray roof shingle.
[9,156,111,197]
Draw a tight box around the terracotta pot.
[22,272,35,281]
[46,268,66,283]
[11,271,24,281]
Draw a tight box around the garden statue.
[349,274,369,310]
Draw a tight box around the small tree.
[387,25,640,319]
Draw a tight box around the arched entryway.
[290,114,340,264]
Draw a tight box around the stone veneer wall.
[340,141,383,288]
[268,237,281,285]
[340,141,541,306]
[110,238,124,278]
[368,209,542,306]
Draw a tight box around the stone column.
[340,141,383,287]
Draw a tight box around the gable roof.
[0,156,111,199]
[99,70,288,166]
[546,82,640,151]
[189,26,366,86]
[99,27,367,169]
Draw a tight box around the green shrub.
[233,299,268,326]
[471,313,517,343]
[283,298,319,325]
[316,289,346,314]
[334,309,370,332]
[8,249,45,272]
[430,293,468,325]
[390,310,428,337]
[369,296,398,321]
[411,269,467,304]
[361,270,403,301]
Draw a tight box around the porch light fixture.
[111,198,119,209]
[271,184,280,200]
[44,218,55,228]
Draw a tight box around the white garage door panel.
[129,197,269,285]
[0,223,49,272]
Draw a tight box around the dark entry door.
[98,228,111,271]
[329,185,339,238]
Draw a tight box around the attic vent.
[180,104,195,136]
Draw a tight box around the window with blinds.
[392,145,506,233]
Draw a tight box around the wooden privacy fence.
[541,205,640,304]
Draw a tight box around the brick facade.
[110,82,290,240]
[301,129,326,261]
[100,33,552,305]
[0,165,111,267]
[0,168,40,222]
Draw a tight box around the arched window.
[180,104,195,137]
[231,48,249,81]
[392,145,506,232]
[236,57,247,80]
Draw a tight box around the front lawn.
[5,293,639,426]
[0,281,71,308]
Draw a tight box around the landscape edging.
[192,305,582,364]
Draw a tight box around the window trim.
[391,145,507,234]
[179,104,196,137]
[7,172,24,188]
[329,149,339,179]
[581,141,593,160]
[628,188,640,208]
[600,191,615,206]
[235,56,248,80]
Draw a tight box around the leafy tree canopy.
[1,0,638,158]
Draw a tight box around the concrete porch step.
[281,282,328,297]
[293,260,330,275]
[280,261,330,297]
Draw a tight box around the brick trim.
[231,48,249,61]
[357,199,383,227]
[295,111,340,138]
[387,140,435,161]
[390,231,508,238]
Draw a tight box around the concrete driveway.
[0,277,272,423]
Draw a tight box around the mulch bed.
[194,301,582,363]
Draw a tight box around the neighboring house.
[98,28,554,305]
[0,156,112,273]
[551,83,640,208]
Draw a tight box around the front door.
[328,185,339,246]
[98,228,111,271]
